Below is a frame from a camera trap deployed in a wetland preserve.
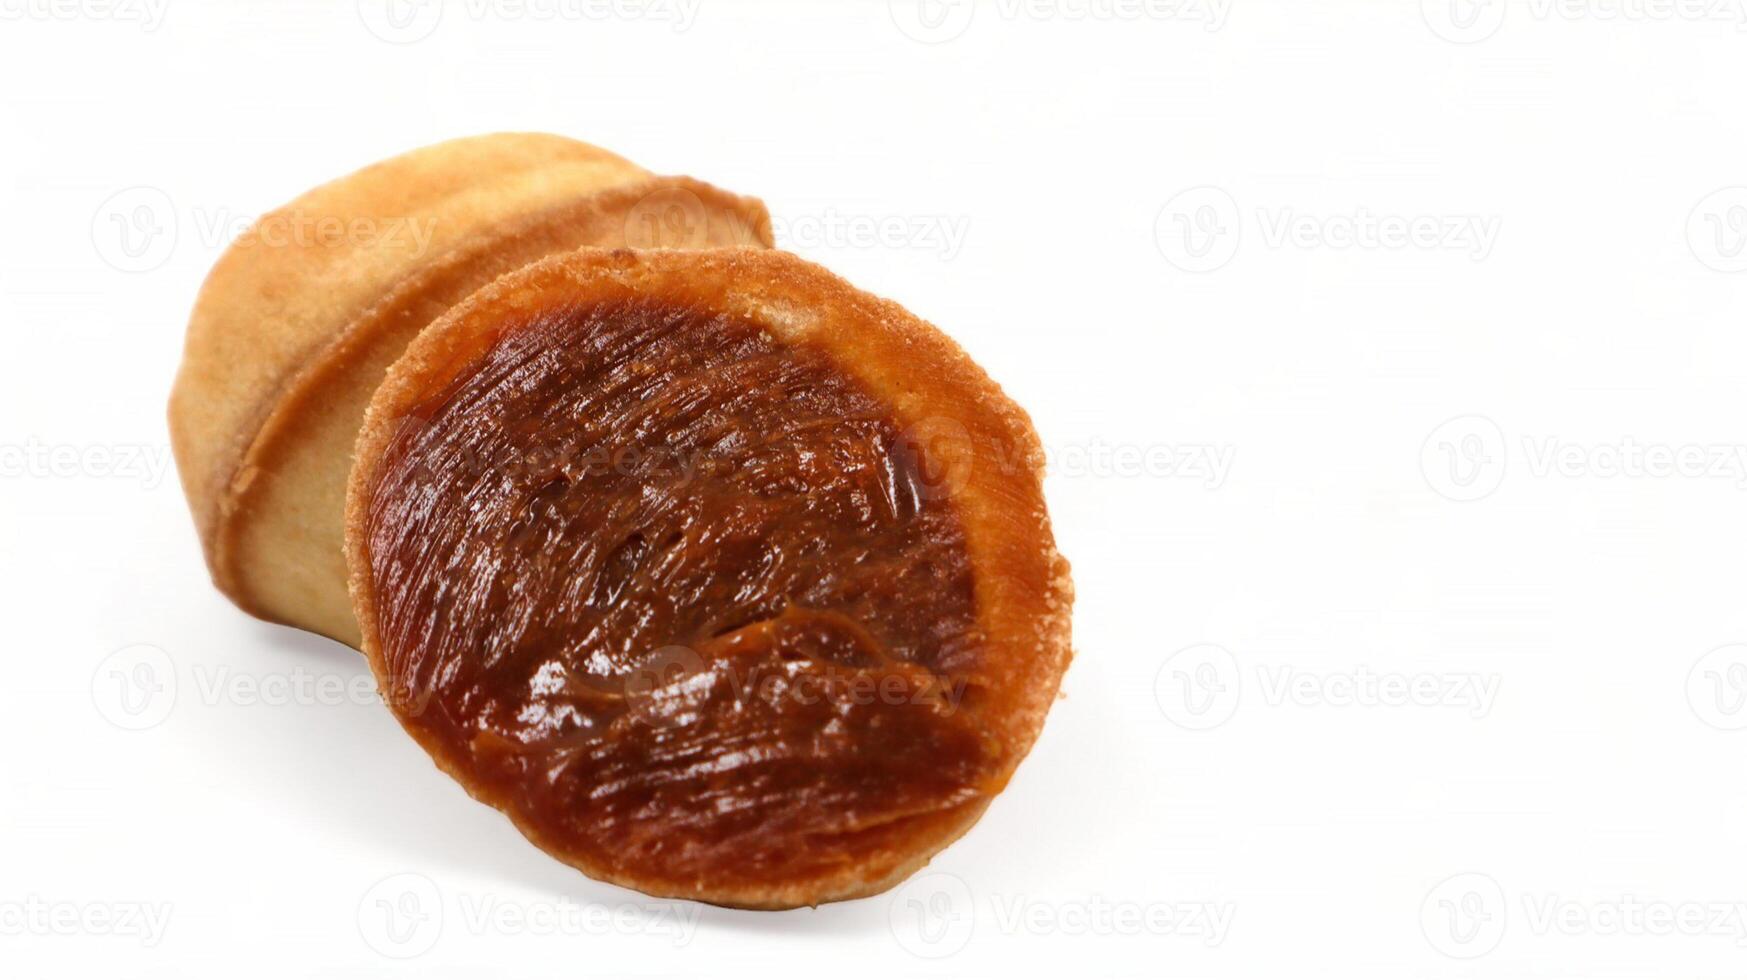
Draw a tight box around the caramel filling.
[364,300,995,889]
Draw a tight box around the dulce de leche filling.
[363,299,998,890]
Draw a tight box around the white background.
[4,1,1747,977]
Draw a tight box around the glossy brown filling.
[364,300,996,890]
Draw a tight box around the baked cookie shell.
[346,247,1073,908]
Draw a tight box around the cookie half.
[346,247,1073,908]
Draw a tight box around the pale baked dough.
[167,134,772,643]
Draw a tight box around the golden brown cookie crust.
[345,247,1073,908]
